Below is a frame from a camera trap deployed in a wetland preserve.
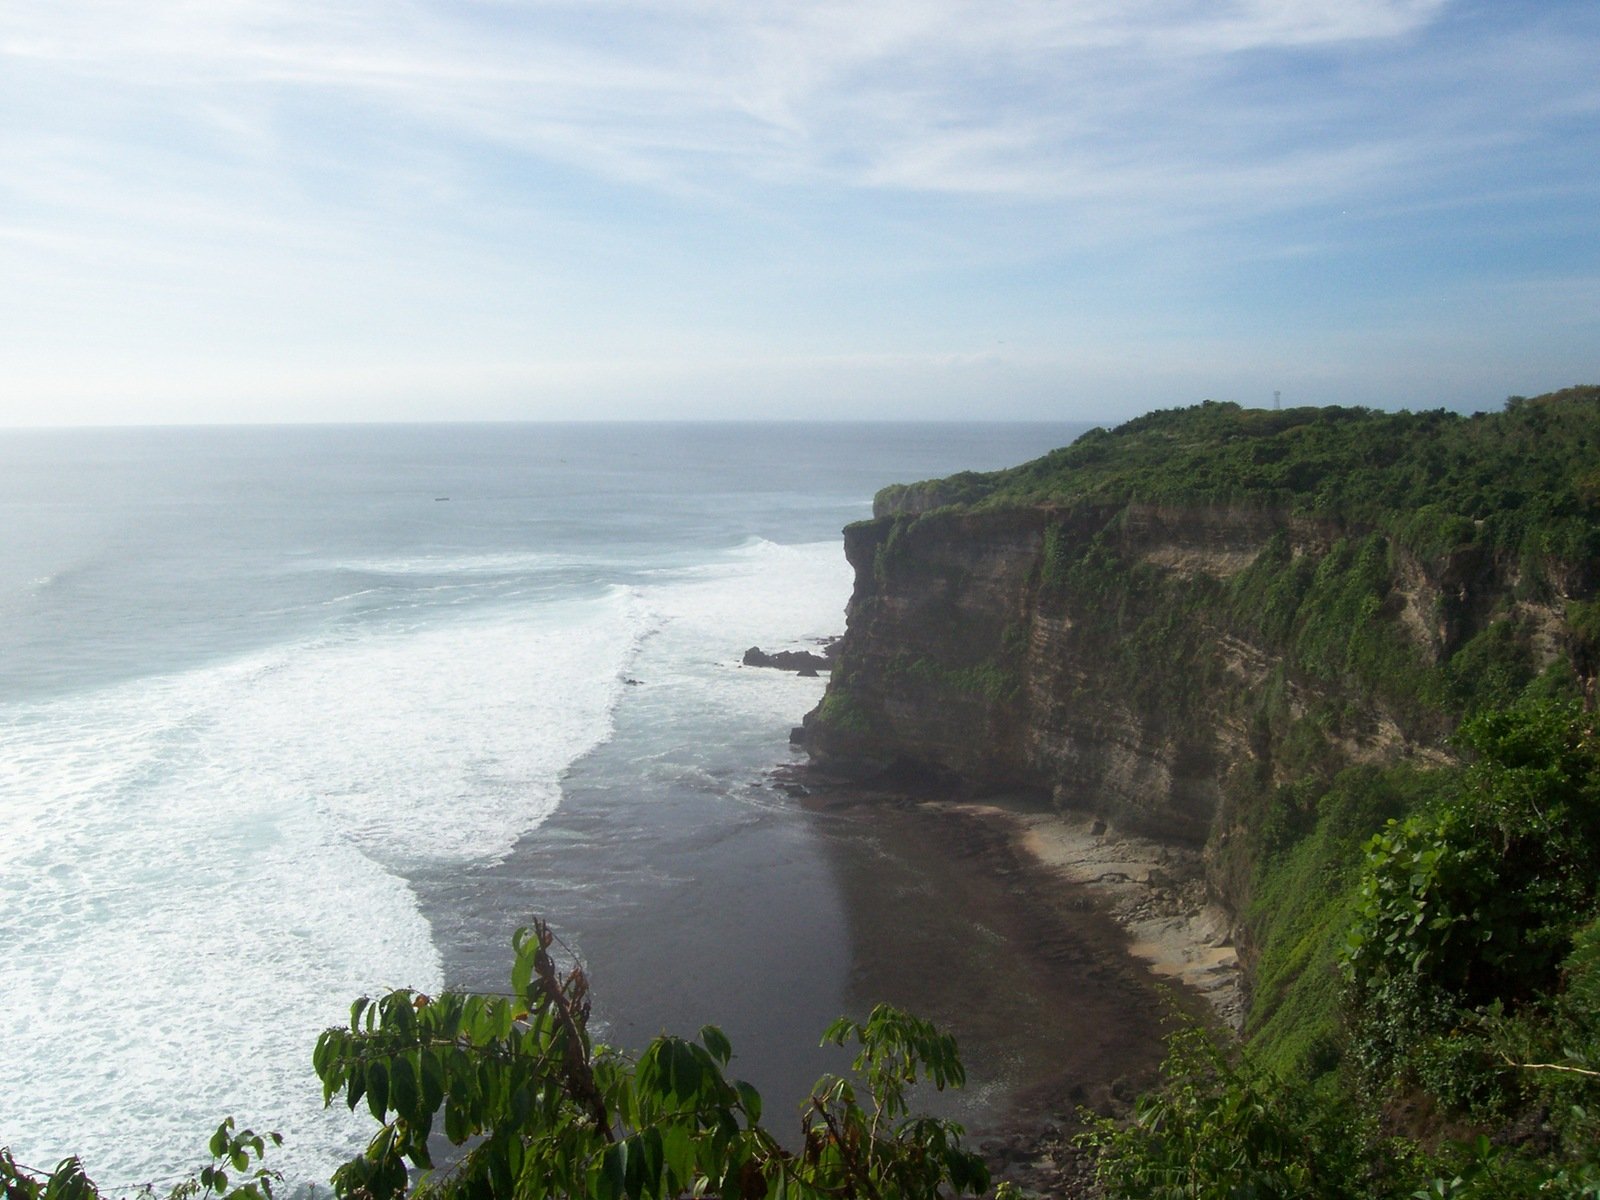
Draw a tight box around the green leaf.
[512,939,534,1002]
[366,1061,390,1120]
[389,1055,419,1122]
[735,1081,762,1127]
[660,1123,695,1190]
[700,1025,732,1066]
[600,1142,628,1200]
[347,1064,369,1113]
[820,1016,855,1047]
[419,1048,446,1112]
[625,1130,664,1200]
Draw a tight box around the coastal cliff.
[802,389,1600,1027]
[808,501,1336,843]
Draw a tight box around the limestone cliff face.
[803,495,1576,849]
[806,506,1048,791]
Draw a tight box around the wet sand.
[764,779,1196,1176]
[777,771,1241,1193]
[420,739,1233,1189]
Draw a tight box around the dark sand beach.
[415,744,1232,1191]
[798,781,1177,1112]
[786,774,1231,1192]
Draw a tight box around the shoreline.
[1007,806,1243,1031]
[777,768,1242,1195]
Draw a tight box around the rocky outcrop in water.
[742,645,833,676]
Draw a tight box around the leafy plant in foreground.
[0,1120,281,1200]
[4,923,984,1200]
[313,919,987,1200]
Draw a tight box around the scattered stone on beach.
[1011,807,1245,1031]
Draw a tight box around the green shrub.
[1078,1027,1377,1199]
[1243,765,1450,1081]
[1344,701,1600,1088]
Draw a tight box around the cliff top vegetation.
[877,385,1600,563]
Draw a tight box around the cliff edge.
[802,389,1600,969]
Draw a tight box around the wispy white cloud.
[0,0,1595,423]
[0,0,1469,286]
[0,0,1463,210]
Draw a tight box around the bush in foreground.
[1,921,986,1200]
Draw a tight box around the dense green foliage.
[882,387,1600,567]
[1345,703,1600,1095]
[1240,764,1451,1082]
[2,924,986,1200]
[0,1122,281,1200]
[1082,700,1600,1198]
[1081,1022,1600,1199]
[1078,1028,1381,1199]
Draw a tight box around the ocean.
[0,421,1087,1190]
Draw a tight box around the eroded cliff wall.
[803,398,1600,859]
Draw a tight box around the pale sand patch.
[951,803,1244,1030]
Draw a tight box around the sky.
[1,0,1597,426]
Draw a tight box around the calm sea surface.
[0,422,1087,1188]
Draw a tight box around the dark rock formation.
[742,645,834,677]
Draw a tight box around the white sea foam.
[0,535,844,1187]
[303,551,584,578]
[0,589,647,1185]
[620,539,852,771]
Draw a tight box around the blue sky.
[1,0,1596,425]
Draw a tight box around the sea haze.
[0,421,1089,1188]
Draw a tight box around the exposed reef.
[742,644,835,676]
